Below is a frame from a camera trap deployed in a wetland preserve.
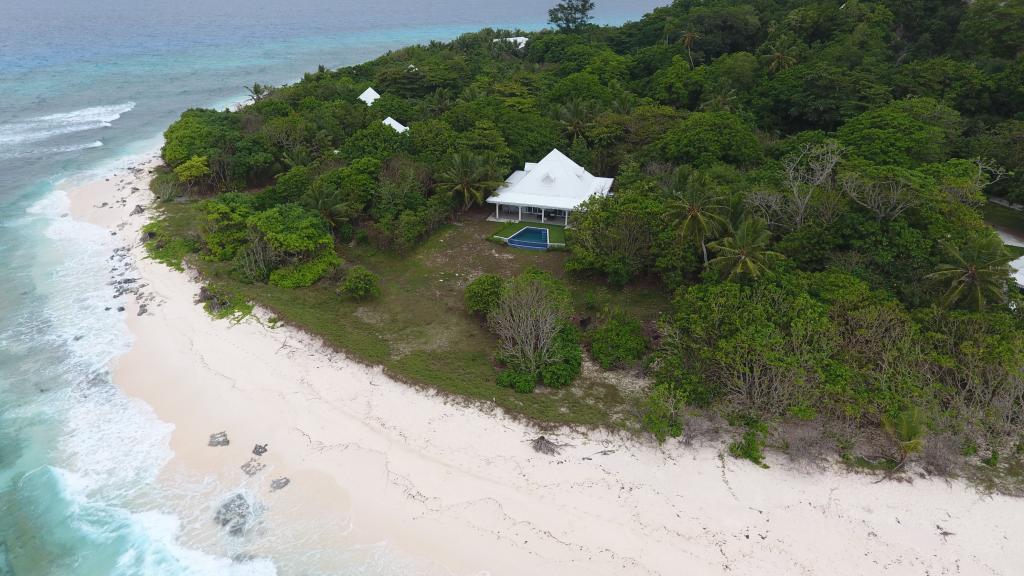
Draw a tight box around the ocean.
[0,1,665,574]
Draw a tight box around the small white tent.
[382,117,409,134]
[486,149,613,226]
[358,87,381,106]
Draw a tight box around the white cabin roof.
[486,149,613,211]
[493,36,529,49]
[358,87,381,106]
[382,117,409,133]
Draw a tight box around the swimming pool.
[507,226,549,250]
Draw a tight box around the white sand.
[69,157,1024,575]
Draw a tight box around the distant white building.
[358,87,381,106]
[382,117,409,134]
[493,36,529,49]
[487,149,613,226]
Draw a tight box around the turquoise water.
[507,227,550,249]
[0,1,664,574]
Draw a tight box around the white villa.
[487,149,613,227]
[358,87,381,106]
[493,36,529,49]
[382,116,409,133]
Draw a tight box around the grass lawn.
[155,204,668,430]
[491,221,567,244]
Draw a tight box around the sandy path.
[68,157,1024,575]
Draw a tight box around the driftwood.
[531,436,562,456]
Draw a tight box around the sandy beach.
[67,157,1024,575]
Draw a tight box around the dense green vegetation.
[149,0,1024,479]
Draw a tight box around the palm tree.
[665,171,729,264]
[707,217,782,280]
[435,152,503,211]
[556,99,595,144]
[679,29,702,68]
[882,408,926,469]
[302,186,350,234]
[763,41,797,73]
[245,83,271,103]
[427,87,454,115]
[925,236,1013,311]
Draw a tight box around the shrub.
[589,311,646,369]
[642,384,684,442]
[339,265,381,299]
[497,369,536,394]
[271,250,342,288]
[729,425,768,468]
[541,323,582,388]
[464,274,504,316]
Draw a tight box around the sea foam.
[0,102,135,148]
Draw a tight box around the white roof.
[486,149,613,211]
[382,117,409,133]
[493,37,529,49]
[358,87,381,106]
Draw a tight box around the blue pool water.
[0,0,665,573]
[507,226,550,250]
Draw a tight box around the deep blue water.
[0,1,664,574]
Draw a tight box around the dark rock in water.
[270,477,290,492]
[231,553,260,564]
[208,431,230,447]
[137,304,148,316]
[214,493,253,537]
[130,204,145,216]
[252,443,268,457]
[104,307,111,311]
[116,306,125,312]
[73,335,84,341]
[241,458,266,476]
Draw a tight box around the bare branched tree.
[489,278,566,376]
[841,172,919,222]
[781,140,843,230]
[942,157,1009,206]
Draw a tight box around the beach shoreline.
[66,155,1024,575]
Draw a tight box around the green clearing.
[155,203,667,429]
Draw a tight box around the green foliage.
[339,265,381,299]
[837,97,961,167]
[548,0,594,33]
[497,369,537,394]
[589,311,646,369]
[142,220,198,271]
[659,112,761,167]
[464,273,504,316]
[642,384,684,442]
[270,249,342,288]
[882,408,926,461]
[729,425,769,468]
[173,155,211,188]
[541,324,582,388]
[202,192,256,261]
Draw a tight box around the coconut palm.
[435,152,503,211]
[925,236,1013,311]
[707,217,782,280]
[556,99,595,144]
[664,171,729,264]
[302,186,350,234]
[882,407,926,468]
[679,29,702,68]
[763,41,797,73]
[245,83,271,103]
